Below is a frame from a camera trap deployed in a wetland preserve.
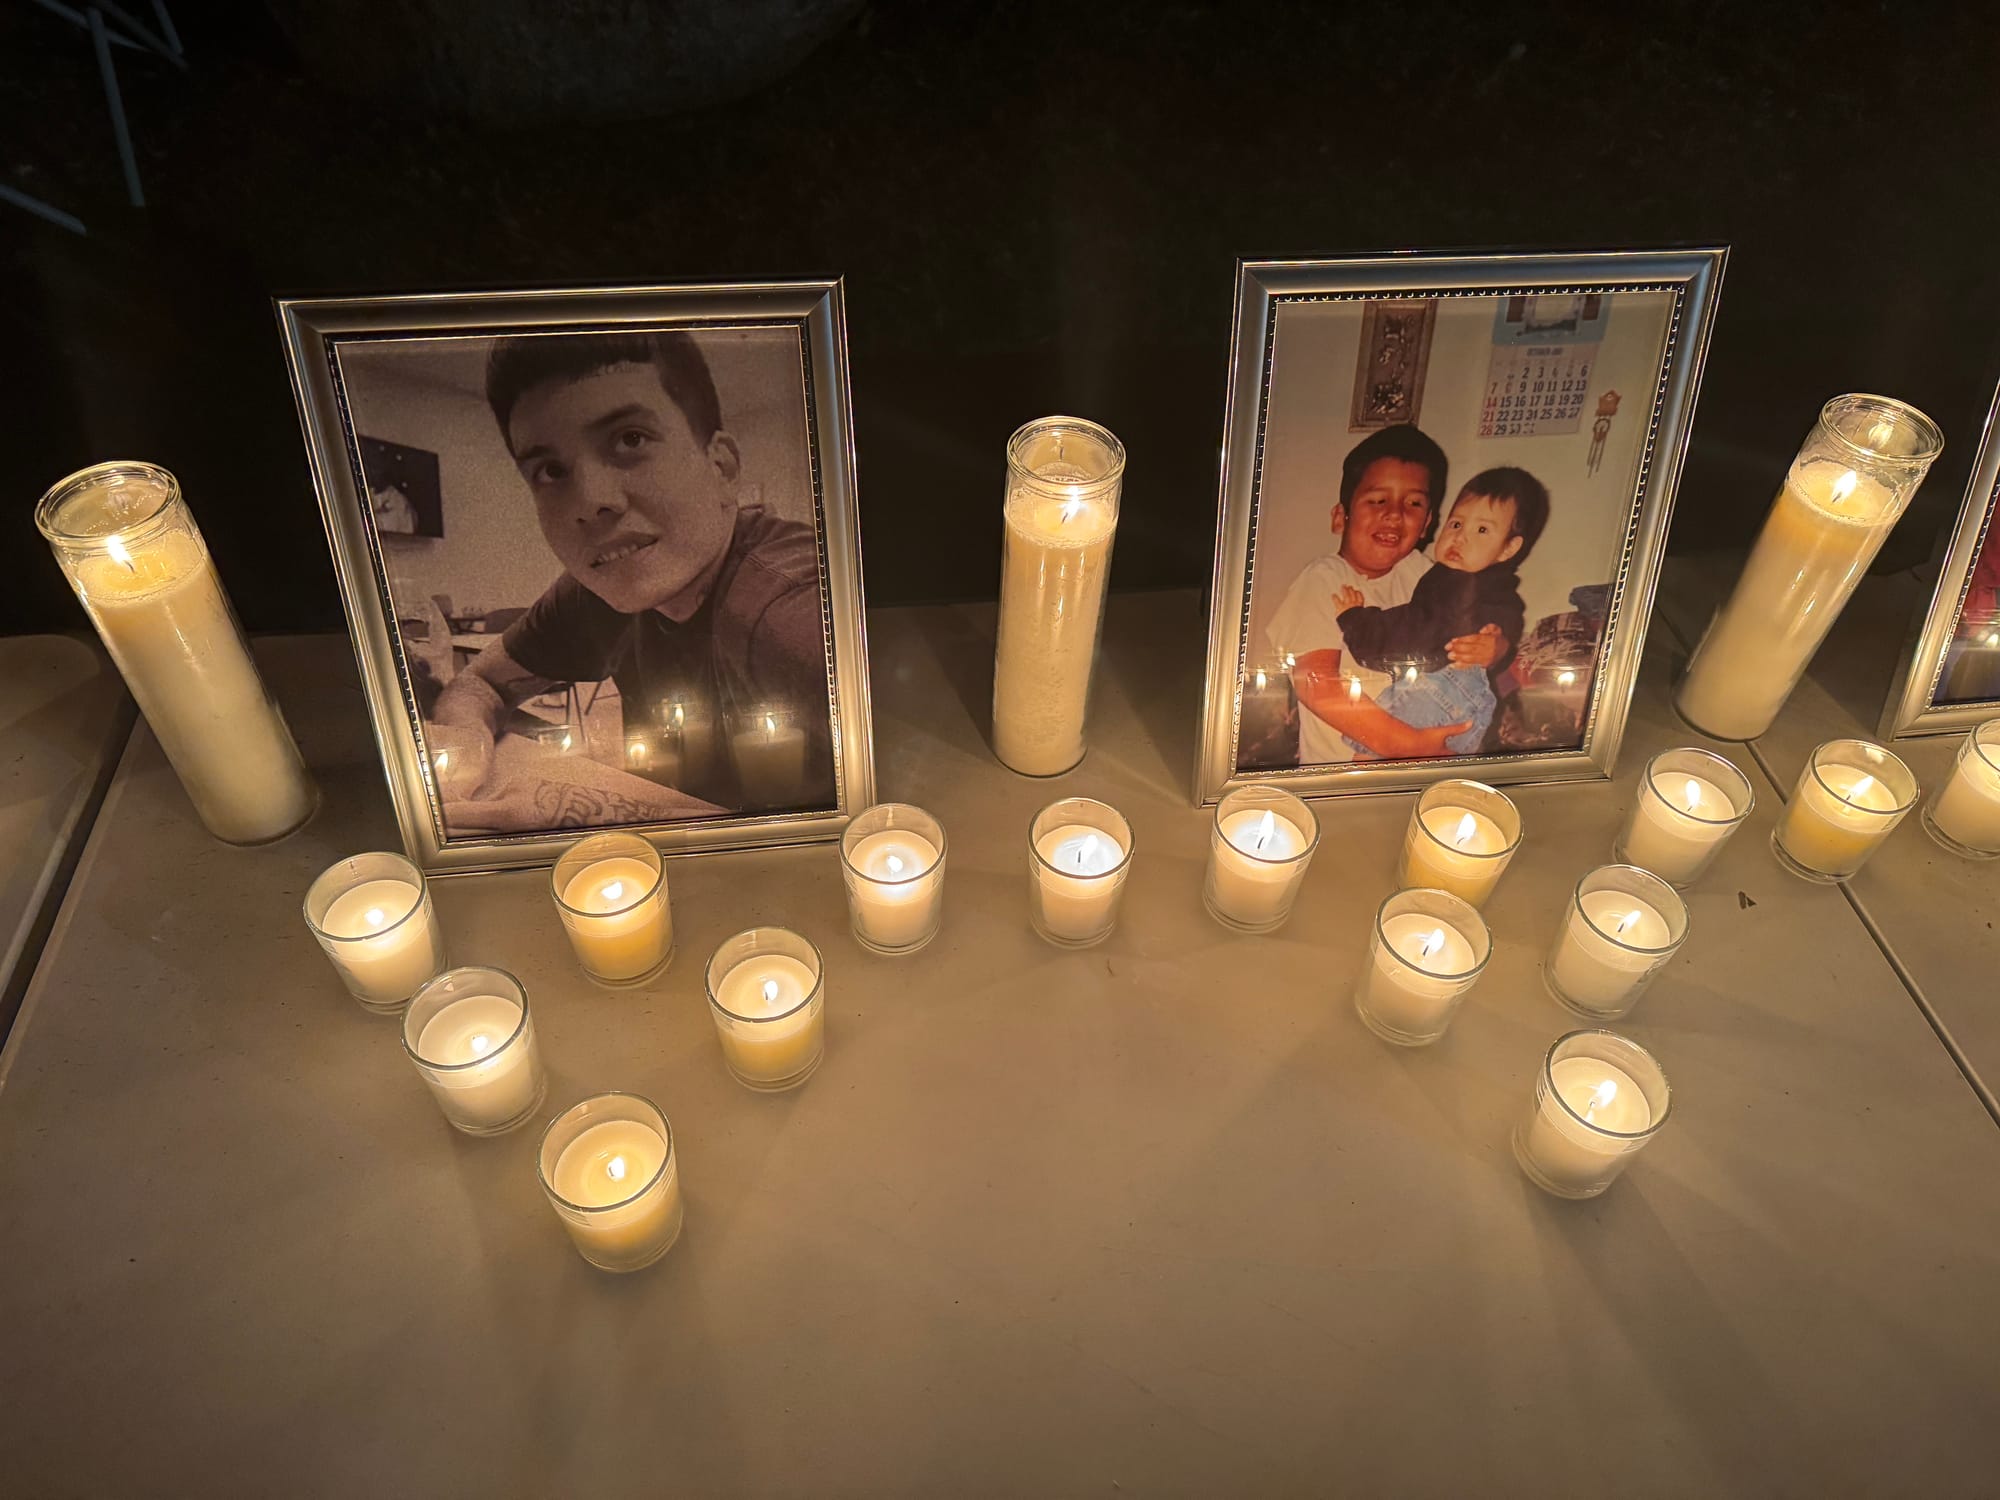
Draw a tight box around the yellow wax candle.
[551,834,672,987]
[705,930,826,1093]
[1774,744,1914,882]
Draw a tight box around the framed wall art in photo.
[279,279,873,874]
[1195,248,1727,805]
[1881,380,2000,739]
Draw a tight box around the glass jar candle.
[35,461,317,845]
[1513,1030,1672,1199]
[991,416,1126,776]
[704,927,826,1093]
[1026,797,1135,948]
[1397,779,1522,908]
[303,851,445,1013]
[1354,888,1491,1046]
[1613,747,1754,887]
[1677,395,1944,741]
[1772,739,1918,883]
[551,833,673,987]
[538,1092,684,1273]
[840,803,947,955]
[401,966,547,1136]
[1923,717,2000,859]
[1204,785,1320,933]
[1543,865,1690,1021]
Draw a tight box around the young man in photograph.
[428,331,837,833]
[1264,424,1505,764]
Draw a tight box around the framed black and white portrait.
[280,280,873,873]
[1195,249,1726,804]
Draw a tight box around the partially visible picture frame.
[1196,248,1726,806]
[1881,380,2000,739]
[278,279,874,874]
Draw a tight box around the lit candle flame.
[1683,778,1702,813]
[1281,653,1296,670]
[1418,927,1445,960]
[1452,812,1477,848]
[559,730,573,752]
[1253,809,1275,852]
[628,740,646,762]
[469,1033,491,1057]
[363,907,385,928]
[886,853,905,877]
[1557,670,1576,687]
[1060,494,1083,524]
[1347,676,1362,701]
[1849,773,1876,803]
[435,749,450,773]
[601,880,624,903]
[106,534,135,572]
[761,978,780,1005]
[1830,469,1859,505]
[1614,910,1640,936]
[1403,665,1418,683]
[764,713,777,736]
[671,702,685,728]
[1077,833,1101,870]
[1253,669,1268,691]
[606,1154,627,1182]
[1585,1078,1619,1120]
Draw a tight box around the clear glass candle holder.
[36,461,317,845]
[1772,738,1918,883]
[840,803,947,955]
[1613,747,1754,887]
[1354,887,1491,1047]
[550,832,673,987]
[401,966,547,1137]
[1027,797,1135,948]
[1543,865,1689,1021]
[1923,717,2000,859]
[1204,785,1320,933]
[991,416,1126,776]
[1398,779,1522,908]
[1676,394,1944,741]
[538,1092,684,1273]
[703,927,826,1093]
[1514,1030,1672,1199]
[304,851,445,1014]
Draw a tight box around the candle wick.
[1584,1078,1619,1122]
[1060,495,1083,524]
[1682,778,1701,813]
[760,978,780,1005]
[1614,910,1639,935]
[1831,469,1859,506]
[1850,773,1877,802]
[1253,809,1274,852]
[1077,833,1100,870]
[606,1154,627,1182]
[107,535,136,573]
[1418,927,1444,960]
[1451,813,1477,849]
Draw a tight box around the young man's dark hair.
[484,331,724,448]
[1461,465,1552,564]
[1337,423,1450,510]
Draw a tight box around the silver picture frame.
[1881,381,2000,739]
[278,279,874,874]
[1195,248,1727,805]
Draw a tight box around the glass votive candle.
[551,833,673,987]
[1613,747,1754,887]
[303,851,445,1014]
[840,803,947,955]
[1544,865,1690,1021]
[1923,717,2000,859]
[1354,887,1492,1046]
[703,927,826,1093]
[1398,779,1522,908]
[1514,1030,1672,1199]
[1027,797,1135,948]
[401,966,546,1136]
[1204,785,1321,933]
[729,706,809,810]
[1772,738,1918,883]
[537,1092,684,1273]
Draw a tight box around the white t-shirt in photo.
[1265,547,1431,765]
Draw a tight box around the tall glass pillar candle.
[1027,797,1135,947]
[551,833,673,986]
[1676,395,1944,741]
[991,416,1126,775]
[1204,785,1320,933]
[1398,780,1521,908]
[1772,738,1917,883]
[840,803,947,954]
[1514,1030,1672,1199]
[1614,747,1754,887]
[304,852,445,1013]
[538,1093,684,1273]
[1924,718,2000,859]
[704,928,826,1092]
[1354,888,1491,1046]
[35,461,317,844]
[401,967,546,1136]
[1544,865,1689,1021]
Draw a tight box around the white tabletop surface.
[2,597,1997,1496]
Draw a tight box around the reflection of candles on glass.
[731,709,807,809]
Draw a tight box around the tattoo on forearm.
[533,783,652,827]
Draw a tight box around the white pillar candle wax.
[402,968,546,1136]
[305,854,445,1013]
[1204,788,1319,933]
[1399,781,1521,909]
[1355,890,1489,1047]
[538,1094,684,1273]
[1924,718,2000,859]
[731,711,808,809]
[992,417,1125,776]
[1677,395,1943,741]
[1773,740,1916,883]
[1514,1032,1672,1199]
[705,929,826,1093]
[1544,866,1688,1021]
[552,834,673,986]
[840,805,948,954]
[36,462,316,845]
[1027,798,1135,948]
[1614,748,1753,888]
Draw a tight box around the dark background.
[7,0,1999,636]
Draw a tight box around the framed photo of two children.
[1196,248,1728,804]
